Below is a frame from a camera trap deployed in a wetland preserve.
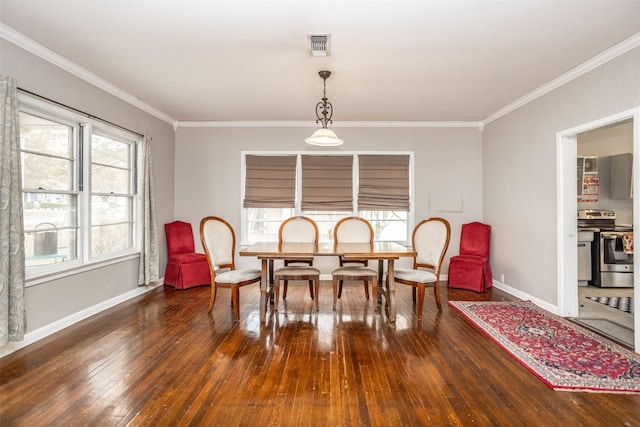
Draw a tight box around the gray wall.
[0,40,176,332]
[483,47,640,307]
[174,126,484,273]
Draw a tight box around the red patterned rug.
[448,300,640,394]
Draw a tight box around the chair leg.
[412,287,417,303]
[314,278,320,311]
[273,279,280,311]
[363,280,370,300]
[434,282,442,310]
[283,280,288,300]
[332,277,339,310]
[416,284,425,320]
[208,283,217,311]
[232,285,240,321]
[308,280,315,300]
[338,280,343,299]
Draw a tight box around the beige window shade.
[358,155,410,211]
[244,155,296,208]
[301,155,353,211]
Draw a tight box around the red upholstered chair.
[164,221,211,289]
[448,222,492,292]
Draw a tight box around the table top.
[240,241,415,260]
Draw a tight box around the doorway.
[557,109,639,350]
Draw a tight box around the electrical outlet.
[500,273,505,283]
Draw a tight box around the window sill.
[25,252,140,288]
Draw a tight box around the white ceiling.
[1,1,640,126]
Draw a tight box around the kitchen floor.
[573,285,634,349]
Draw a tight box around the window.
[242,152,412,243]
[90,131,136,257]
[19,95,140,278]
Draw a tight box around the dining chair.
[448,222,492,292]
[331,217,379,309]
[164,220,211,289]
[392,217,451,320]
[200,216,262,321]
[273,216,321,311]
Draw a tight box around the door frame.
[556,107,639,350]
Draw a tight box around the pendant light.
[305,70,343,146]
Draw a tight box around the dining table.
[239,241,415,322]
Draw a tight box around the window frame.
[241,151,414,245]
[19,93,142,284]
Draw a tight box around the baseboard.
[492,279,559,314]
[0,281,163,359]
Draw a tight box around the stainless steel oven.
[578,209,634,288]
[599,230,634,288]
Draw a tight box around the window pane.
[19,112,73,157]
[91,164,130,194]
[303,211,351,241]
[91,223,132,256]
[92,134,130,168]
[246,208,294,242]
[22,152,74,191]
[92,196,131,225]
[25,228,78,268]
[23,193,79,269]
[361,211,408,242]
[23,193,78,229]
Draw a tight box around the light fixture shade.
[305,127,344,146]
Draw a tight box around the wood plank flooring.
[1,282,639,426]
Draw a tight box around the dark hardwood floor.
[1,282,638,426]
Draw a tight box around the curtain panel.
[244,155,296,208]
[301,155,353,211]
[0,75,26,345]
[138,135,159,285]
[358,154,410,211]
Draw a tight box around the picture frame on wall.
[583,156,598,174]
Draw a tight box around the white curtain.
[0,75,26,345]
[138,135,159,285]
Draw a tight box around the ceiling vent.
[309,34,330,57]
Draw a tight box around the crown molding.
[481,31,640,126]
[1,23,176,127]
[176,120,482,129]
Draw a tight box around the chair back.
[279,216,319,243]
[165,221,196,256]
[200,216,235,270]
[413,217,451,272]
[459,222,491,258]
[334,217,374,244]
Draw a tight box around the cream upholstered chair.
[331,217,379,310]
[392,217,451,320]
[273,216,321,311]
[200,216,261,321]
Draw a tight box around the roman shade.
[301,155,353,211]
[243,155,296,208]
[358,155,410,211]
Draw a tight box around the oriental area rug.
[448,300,640,394]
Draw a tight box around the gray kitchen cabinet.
[610,153,633,199]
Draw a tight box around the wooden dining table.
[239,241,415,322]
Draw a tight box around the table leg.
[269,259,274,303]
[377,260,384,305]
[387,259,397,322]
[260,258,269,322]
